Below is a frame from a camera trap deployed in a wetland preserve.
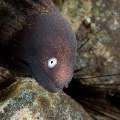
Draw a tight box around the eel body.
[10,0,77,92]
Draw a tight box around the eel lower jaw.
[39,79,70,93]
[52,79,72,91]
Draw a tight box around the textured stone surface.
[61,0,120,87]
[0,77,92,120]
[61,0,92,31]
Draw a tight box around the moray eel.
[10,0,77,92]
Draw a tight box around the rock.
[74,0,120,87]
[0,78,92,120]
[60,0,92,31]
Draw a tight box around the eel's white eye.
[48,57,57,69]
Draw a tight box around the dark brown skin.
[10,0,77,92]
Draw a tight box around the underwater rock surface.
[0,77,92,120]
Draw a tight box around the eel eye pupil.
[48,57,57,69]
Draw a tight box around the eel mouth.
[53,78,72,90]
[40,77,69,93]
